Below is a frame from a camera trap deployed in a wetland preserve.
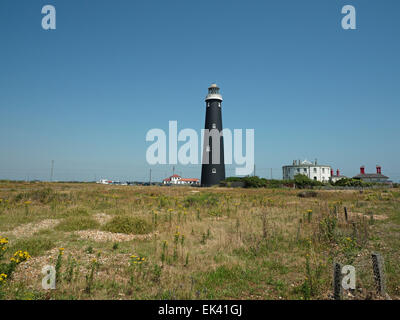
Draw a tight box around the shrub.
[333,178,372,187]
[55,216,99,231]
[293,174,323,189]
[297,191,318,198]
[102,216,152,235]
[242,176,267,188]
[221,176,295,189]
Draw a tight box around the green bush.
[297,191,318,198]
[55,216,99,231]
[242,176,267,188]
[102,216,152,235]
[222,176,293,188]
[293,174,323,189]
[333,178,372,187]
[223,177,243,182]
[222,175,326,189]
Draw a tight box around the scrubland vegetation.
[0,181,399,300]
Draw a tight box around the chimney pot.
[376,165,381,174]
[360,166,365,175]
[336,169,340,176]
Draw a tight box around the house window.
[303,168,307,172]
[297,169,300,173]
[218,102,221,107]
[313,168,317,173]
[212,123,216,129]
[212,168,216,174]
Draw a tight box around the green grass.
[195,265,269,299]
[8,236,55,257]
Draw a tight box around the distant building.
[163,174,200,186]
[282,159,331,182]
[353,166,390,183]
[97,179,113,185]
[330,169,347,183]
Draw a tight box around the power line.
[50,160,54,182]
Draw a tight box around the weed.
[85,258,98,294]
[55,248,64,285]
[85,246,94,254]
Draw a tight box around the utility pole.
[172,166,175,176]
[270,168,273,180]
[50,160,54,182]
[149,169,152,184]
[254,165,256,176]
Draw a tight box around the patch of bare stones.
[351,212,388,221]
[4,219,60,238]
[74,230,157,242]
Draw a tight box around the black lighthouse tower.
[201,84,226,187]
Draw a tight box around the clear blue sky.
[1,0,399,182]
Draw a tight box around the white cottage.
[163,174,200,186]
[282,160,331,182]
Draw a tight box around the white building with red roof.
[163,174,200,186]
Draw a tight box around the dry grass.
[0,181,399,300]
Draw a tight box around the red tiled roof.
[180,178,199,182]
[163,174,181,181]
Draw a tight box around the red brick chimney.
[330,169,333,177]
[360,166,365,175]
[376,165,381,174]
[336,169,340,176]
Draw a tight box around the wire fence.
[0,167,399,183]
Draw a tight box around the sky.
[0,0,399,182]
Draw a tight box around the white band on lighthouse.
[205,83,223,101]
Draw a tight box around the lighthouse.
[201,84,226,187]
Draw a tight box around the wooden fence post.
[371,253,386,297]
[333,262,343,300]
